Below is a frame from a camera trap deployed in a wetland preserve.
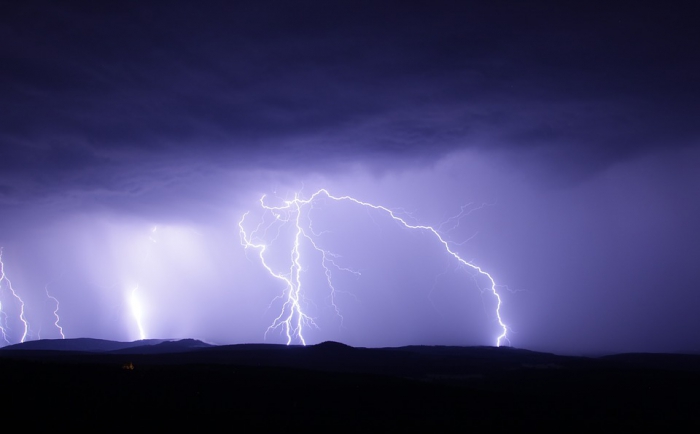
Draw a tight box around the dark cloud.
[2,1,698,198]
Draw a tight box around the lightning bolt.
[45,286,65,340]
[128,226,157,340]
[239,189,509,347]
[0,300,8,344]
[130,285,146,340]
[0,248,30,344]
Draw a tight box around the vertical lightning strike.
[45,286,65,339]
[239,199,315,345]
[130,286,146,340]
[0,249,30,344]
[0,301,8,344]
[127,226,157,340]
[239,189,509,347]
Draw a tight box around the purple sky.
[1,1,699,354]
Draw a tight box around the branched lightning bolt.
[0,249,29,344]
[239,199,317,345]
[239,189,509,347]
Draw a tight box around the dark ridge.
[312,340,353,350]
[1,338,699,428]
[109,338,213,354]
[0,337,168,353]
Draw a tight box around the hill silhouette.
[1,338,698,428]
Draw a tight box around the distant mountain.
[109,338,214,354]
[2,338,699,375]
[0,338,171,353]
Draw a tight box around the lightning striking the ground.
[0,249,29,344]
[239,189,509,347]
[0,301,6,344]
[45,286,65,340]
[130,286,146,340]
[127,226,157,340]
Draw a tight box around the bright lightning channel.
[0,248,29,344]
[130,286,146,340]
[45,286,65,339]
[128,226,157,340]
[0,301,7,344]
[239,189,509,347]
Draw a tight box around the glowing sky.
[1,2,699,354]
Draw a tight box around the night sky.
[1,1,699,354]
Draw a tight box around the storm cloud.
[1,1,698,354]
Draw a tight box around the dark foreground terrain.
[2,339,698,429]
